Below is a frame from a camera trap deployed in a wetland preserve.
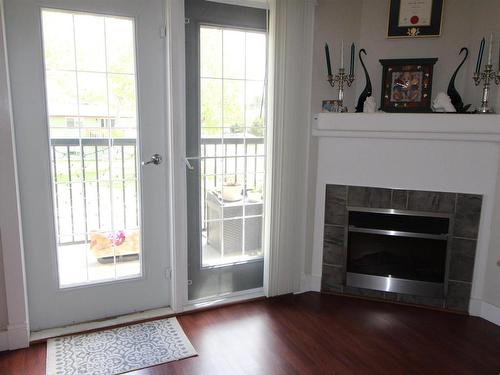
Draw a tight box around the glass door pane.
[41,9,141,287]
[200,25,266,268]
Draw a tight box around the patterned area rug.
[46,318,196,375]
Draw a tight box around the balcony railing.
[50,136,264,246]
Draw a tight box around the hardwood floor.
[1,292,499,374]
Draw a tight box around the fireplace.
[346,208,453,298]
[320,184,482,312]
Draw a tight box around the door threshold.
[30,289,265,342]
[30,306,174,343]
[183,287,265,312]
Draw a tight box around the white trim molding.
[165,0,188,313]
[313,113,500,142]
[299,273,311,293]
[264,0,285,297]
[470,298,500,326]
[0,324,30,352]
[0,0,30,350]
[0,330,7,351]
[299,273,321,293]
[297,0,316,295]
[265,0,316,297]
[6,323,30,349]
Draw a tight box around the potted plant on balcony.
[222,175,243,202]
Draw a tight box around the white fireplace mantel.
[313,113,500,142]
[309,112,500,326]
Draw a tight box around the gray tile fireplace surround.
[321,185,483,313]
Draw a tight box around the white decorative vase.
[222,184,243,202]
[247,191,262,203]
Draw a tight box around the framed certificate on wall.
[387,0,444,38]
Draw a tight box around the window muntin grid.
[41,9,142,287]
[199,25,267,267]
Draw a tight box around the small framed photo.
[387,0,444,38]
[322,99,341,113]
[379,58,438,113]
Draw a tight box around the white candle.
[487,33,493,65]
[341,40,344,69]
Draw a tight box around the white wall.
[484,164,500,309]
[311,0,500,113]
[356,0,500,111]
[310,0,362,114]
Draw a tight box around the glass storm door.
[185,0,267,300]
[4,0,171,330]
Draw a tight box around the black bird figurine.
[355,49,372,112]
[447,47,471,113]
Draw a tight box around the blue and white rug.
[46,318,196,375]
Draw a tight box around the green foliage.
[249,117,264,137]
[230,123,243,134]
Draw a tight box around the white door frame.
[164,0,188,313]
[0,0,30,350]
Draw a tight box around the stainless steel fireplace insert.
[345,207,453,298]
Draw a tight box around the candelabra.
[327,68,355,112]
[473,64,500,113]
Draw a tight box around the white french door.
[4,0,171,330]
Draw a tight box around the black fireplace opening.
[346,208,452,298]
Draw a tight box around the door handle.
[142,153,163,166]
[184,157,195,170]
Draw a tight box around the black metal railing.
[50,136,265,246]
[200,137,265,231]
[50,138,138,245]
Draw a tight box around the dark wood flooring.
[1,292,499,374]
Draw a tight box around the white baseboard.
[469,298,500,326]
[7,323,30,350]
[299,273,321,293]
[0,330,8,351]
[0,323,29,351]
[298,273,311,293]
[310,274,321,292]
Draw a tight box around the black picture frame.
[379,58,438,113]
[388,0,444,38]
